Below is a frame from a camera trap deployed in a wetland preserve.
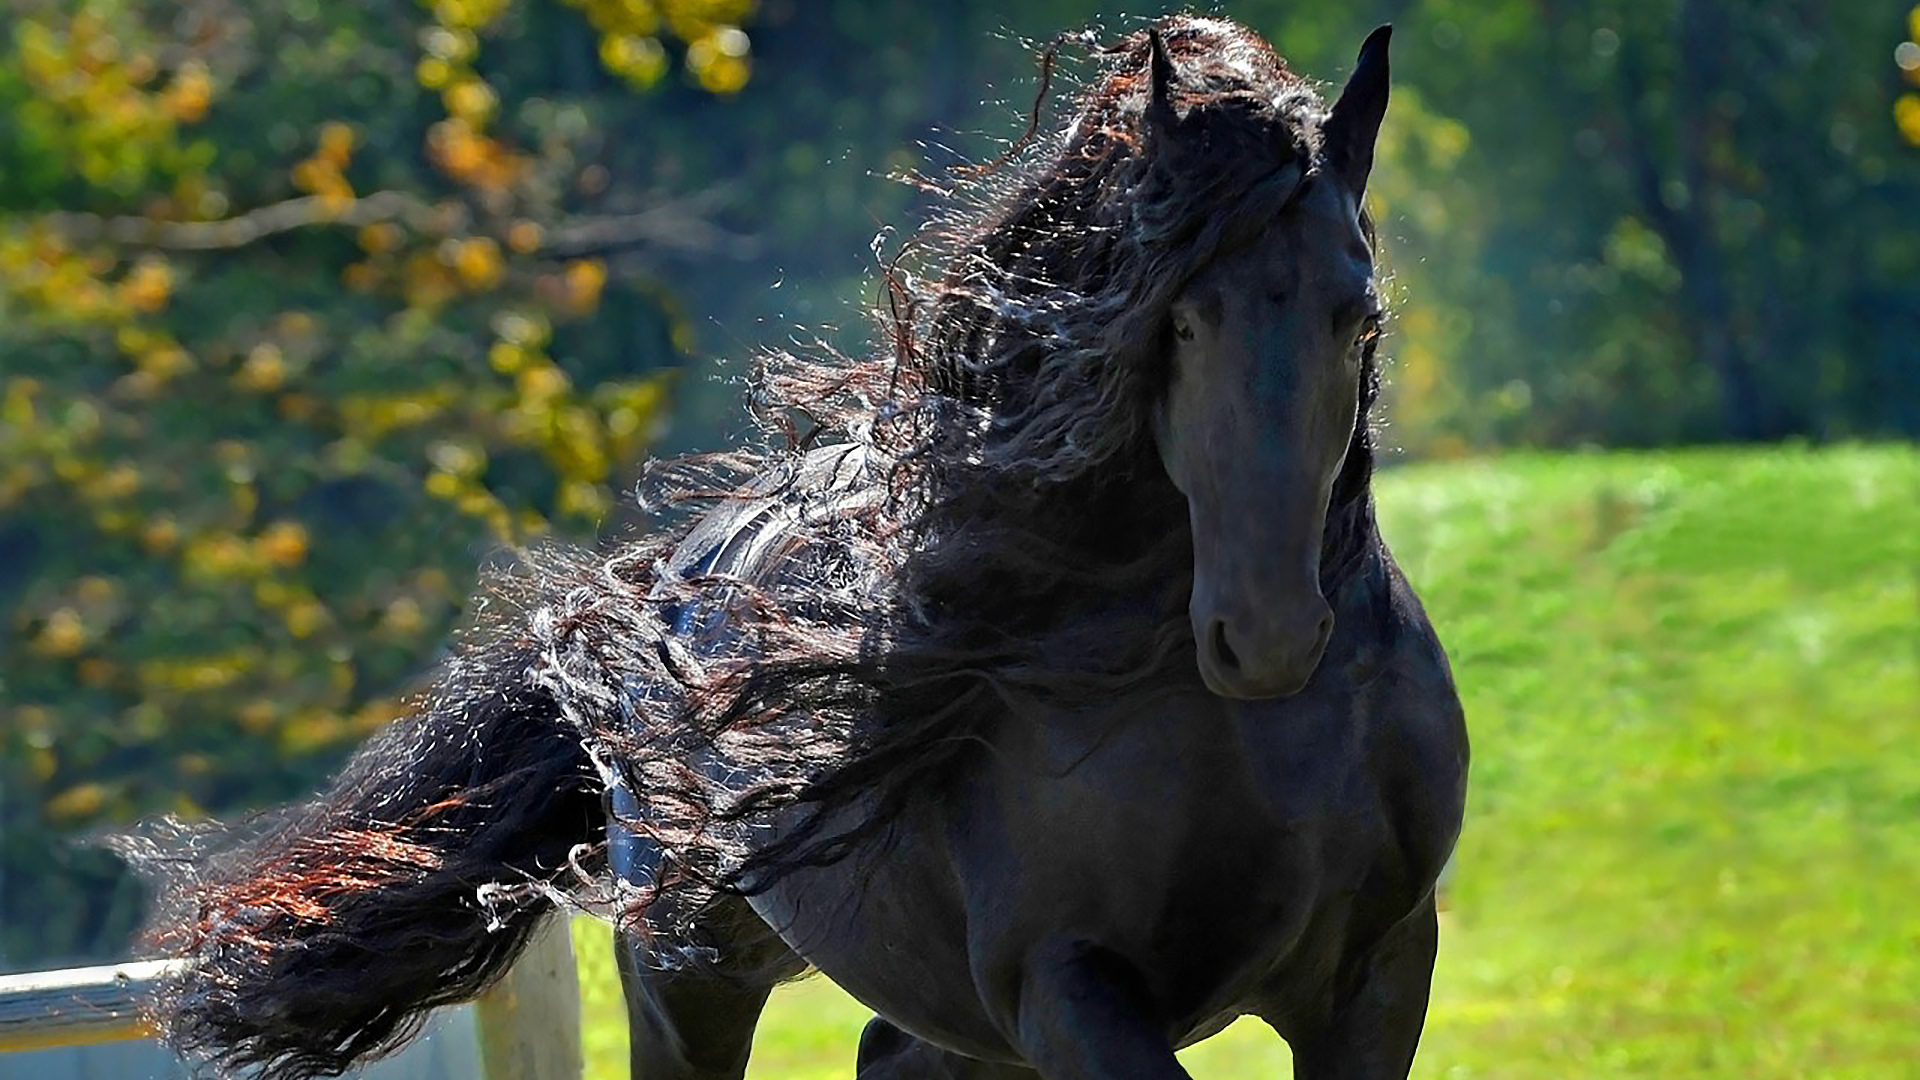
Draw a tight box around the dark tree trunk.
[1615,0,1780,441]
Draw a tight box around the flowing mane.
[512,15,1388,929]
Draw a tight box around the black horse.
[121,16,1467,1080]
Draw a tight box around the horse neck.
[1319,442,1381,595]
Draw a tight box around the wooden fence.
[0,916,582,1080]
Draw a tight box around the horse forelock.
[904,18,1326,475]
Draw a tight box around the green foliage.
[642,1,1919,451]
[570,445,1920,1077]
[0,0,754,965]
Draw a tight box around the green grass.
[570,445,1920,1078]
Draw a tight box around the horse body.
[616,487,1465,1078]
[125,17,1470,1080]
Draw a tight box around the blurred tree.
[656,1,1920,450]
[0,0,754,966]
[1345,0,1919,444]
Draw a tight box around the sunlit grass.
[573,445,1919,1078]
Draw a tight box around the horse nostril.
[1210,620,1241,672]
[1314,612,1335,654]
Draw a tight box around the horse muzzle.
[1193,592,1334,700]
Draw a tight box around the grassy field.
[568,445,1919,1079]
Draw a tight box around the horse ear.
[1145,28,1179,141]
[1322,24,1391,198]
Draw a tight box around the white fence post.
[473,916,583,1080]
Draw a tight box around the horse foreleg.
[1273,897,1439,1080]
[996,937,1193,1080]
[614,906,800,1080]
[855,1016,1038,1080]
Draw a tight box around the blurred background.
[0,1,1914,1076]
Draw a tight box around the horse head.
[1145,25,1391,700]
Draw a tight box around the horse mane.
[505,15,1387,937]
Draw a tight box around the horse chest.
[997,698,1390,986]
[971,698,1405,1035]
[750,702,1373,1058]
[753,626,1463,1061]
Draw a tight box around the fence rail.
[0,957,185,1054]
[0,917,580,1079]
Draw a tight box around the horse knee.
[857,1017,1037,1080]
[857,1016,917,1073]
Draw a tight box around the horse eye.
[1354,314,1382,352]
[1171,314,1195,343]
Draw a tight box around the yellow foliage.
[47,783,107,822]
[35,608,88,658]
[77,658,116,687]
[417,57,452,90]
[489,340,529,373]
[291,159,332,195]
[349,698,406,735]
[686,27,751,94]
[425,470,464,498]
[13,8,215,186]
[506,220,544,254]
[140,515,180,553]
[182,532,259,580]
[338,386,460,438]
[277,392,322,422]
[426,117,526,190]
[443,78,499,123]
[2,0,691,961]
[85,462,140,502]
[402,250,459,307]
[163,60,212,121]
[493,310,549,346]
[558,478,611,520]
[358,221,403,254]
[517,361,573,402]
[342,260,382,291]
[381,597,425,634]
[256,521,311,568]
[561,0,753,88]
[238,700,278,733]
[451,236,505,289]
[237,342,288,391]
[136,344,194,380]
[562,258,608,314]
[1897,93,1920,146]
[427,439,486,476]
[119,257,173,313]
[428,0,514,31]
[600,33,668,86]
[317,121,357,166]
[284,601,330,639]
[422,26,478,62]
[278,710,348,754]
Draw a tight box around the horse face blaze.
[1155,179,1377,700]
